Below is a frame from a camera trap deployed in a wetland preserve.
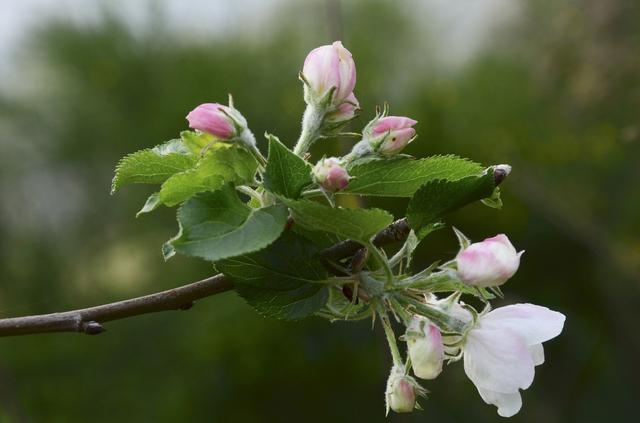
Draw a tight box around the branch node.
[179,301,195,311]
[81,321,106,335]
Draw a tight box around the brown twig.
[0,275,232,337]
[0,220,411,337]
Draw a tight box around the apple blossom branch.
[0,218,411,338]
[0,167,510,338]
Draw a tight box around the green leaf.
[166,186,287,261]
[284,199,393,244]
[263,134,313,199]
[407,172,496,231]
[111,140,197,193]
[235,284,329,320]
[217,232,329,320]
[180,130,215,154]
[343,155,483,197]
[159,144,258,206]
[292,226,344,250]
[136,192,161,217]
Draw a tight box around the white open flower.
[462,304,565,417]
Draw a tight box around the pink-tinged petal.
[477,387,523,417]
[312,157,350,192]
[463,327,535,393]
[480,304,566,346]
[302,41,356,104]
[373,116,418,133]
[529,343,545,366]
[326,92,359,123]
[456,234,522,287]
[332,41,356,102]
[304,45,338,96]
[406,316,444,380]
[186,103,235,139]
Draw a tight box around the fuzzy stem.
[378,307,403,366]
[293,104,325,156]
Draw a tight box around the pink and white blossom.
[405,315,444,380]
[302,41,356,105]
[456,234,523,287]
[186,103,239,140]
[366,116,417,155]
[325,92,360,124]
[462,304,565,417]
[312,157,351,192]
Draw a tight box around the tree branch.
[0,219,411,338]
[0,275,233,337]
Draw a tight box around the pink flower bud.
[325,92,359,124]
[456,234,524,287]
[186,103,238,140]
[366,116,417,155]
[312,157,351,192]
[302,41,356,105]
[385,365,422,414]
[388,378,416,413]
[406,316,444,380]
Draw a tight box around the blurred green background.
[0,0,638,421]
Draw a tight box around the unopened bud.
[324,92,359,125]
[493,164,512,185]
[364,116,417,155]
[312,157,351,192]
[186,102,255,146]
[406,316,444,380]
[302,41,356,106]
[456,234,523,288]
[385,365,423,414]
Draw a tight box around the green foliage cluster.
[112,128,498,320]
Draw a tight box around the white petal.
[463,327,535,393]
[529,343,545,366]
[481,303,566,345]
[477,387,523,417]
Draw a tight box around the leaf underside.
[407,172,497,233]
